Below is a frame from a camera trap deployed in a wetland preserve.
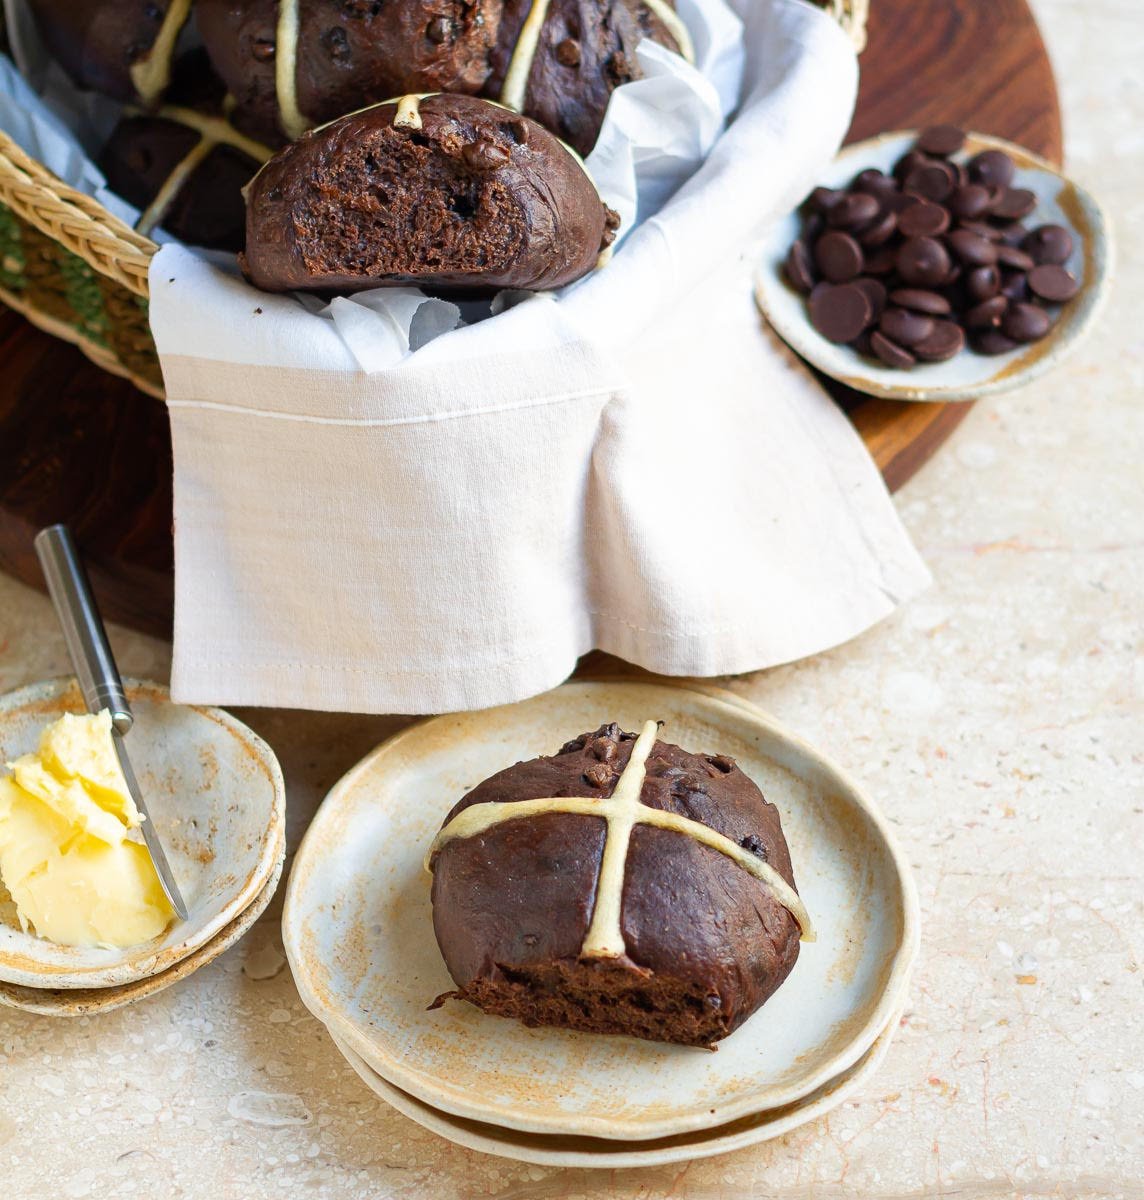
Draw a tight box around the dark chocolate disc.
[968,149,1015,189]
[905,162,956,203]
[857,209,898,247]
[1027,264,1081,303]
[870,330,916,368]
[1001,302,1053,342]
[809,282,872,343]
[784,239,816,294]
[814,230,864,282]
[965,296,1009,328]
[855,277,888,320]
[995,245,1035,271]
[992,187,1037,221]
[898,201,951,238]
[916,124,966,158]
[827,192,880,229]
[948,229,999,266]
[949,184,991,220]
[889,288,951,316]
[912,321,966,362]
[896,236,952,286]
[972,328,1020,355]
[966,265,1002,301]
[1021,224,1073,265]
[879,306,935,347]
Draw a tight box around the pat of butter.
[0,711,173,948]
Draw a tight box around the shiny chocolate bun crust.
[27,0,192,106]
[429,724,803,1047]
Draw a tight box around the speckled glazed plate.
[754,131,1112,402]
[0,826,284,1015]
[0,678,286,989]
[283,680,919,1141]
[332,1000,905,1167]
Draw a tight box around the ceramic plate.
[754,131,1112,401]
[331,1000,905,1167]
[0,678,285,989]
[0,826,284,1015]
[283,680,919,1140]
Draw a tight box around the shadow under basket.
[0,0,867,403]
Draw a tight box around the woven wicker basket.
[0,0,867,401]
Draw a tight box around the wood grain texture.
[0,0,1063,637]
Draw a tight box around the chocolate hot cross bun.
[197,0,691,154]
[26,0,194,106]
[241,94,620,293]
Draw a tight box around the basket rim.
[0,127,155,297]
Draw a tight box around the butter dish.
[0,677,285,990]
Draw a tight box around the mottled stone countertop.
[1,1,1141,1196]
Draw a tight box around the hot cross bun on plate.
[427,721,811,1047]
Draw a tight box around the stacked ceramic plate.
[0,678,286,1016]
[284,680,919,1166]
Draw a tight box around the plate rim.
[754,129,1114,403]
[0,823,286,1015]
[0,676,287,989]
[329,998,906,1168]
[283,678,920,1140]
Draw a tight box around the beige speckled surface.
[0,1,1142,1194]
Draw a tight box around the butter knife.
[34,524,189,921]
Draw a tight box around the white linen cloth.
[6,0,932,714]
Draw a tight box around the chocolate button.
[784,238,815,294]
[965,295,1008,328]
[1028,264,1080,303]
[1000,270,1030,302]
[958,219,1003,242]
[972,329,1020,355]
[852,168,897,197]
[880,306,934,346]
[968,148,1015,189]
[913,321,966,362]
[1021,224,1073,265]
[855,277,888,320]
[893,150,930,181]
[857,209,898,247]
[1002,302,1052,342]
[995,245,1035,271]
[966,264,1001,300]
[992,187,1037,221]
[898,201,950,238]
[889,288,951,315]
[809,282,872,343]
[828,192,881,228]
[949,184,991,220]
[999,221,1030,247]
[814,230,863,282]
[871,330,917,368]
[863,246,897,275]
[948,229,999,266]
[905,163,955,203]
[808,186,843,213]
[896,236,951,286]
[917,124,966,157]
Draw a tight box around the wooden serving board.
[0,0,1061,638]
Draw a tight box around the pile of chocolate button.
[784,126,1081,368]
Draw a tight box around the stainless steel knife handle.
[34,525,134,734]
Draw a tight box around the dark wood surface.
[0,0,1062,638]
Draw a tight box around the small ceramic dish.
[283,679,919,1141]
[754,130,1112,402]
[0,678,285,990]
[330,1001,905,1167]
[0,826,284,1015]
